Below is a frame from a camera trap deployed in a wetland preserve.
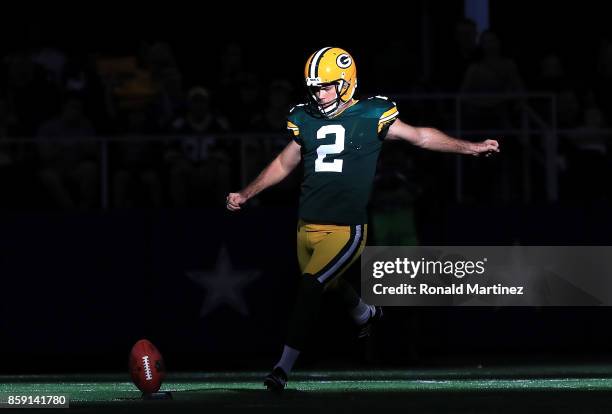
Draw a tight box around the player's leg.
[265,222,363,391]
[282,223,367,357]
[264,221,317,391]
[322,225,383,337]
[326,277,382,336]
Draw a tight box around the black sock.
[326,277,360,310]
[285,274,324,351]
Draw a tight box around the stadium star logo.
[186,246,260,317]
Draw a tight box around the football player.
[227,47,499,392]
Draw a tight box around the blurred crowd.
[0,18,611,211]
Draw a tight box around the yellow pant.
[297,220,367,288]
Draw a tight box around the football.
[129,339,165,394]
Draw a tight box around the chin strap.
[319,100,340,116]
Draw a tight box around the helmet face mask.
[307,82,343,117]
[304,47,357,118]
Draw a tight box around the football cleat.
[357,306,383,338]
[263,366,288,393]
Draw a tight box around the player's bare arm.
[385,118,500,157]
[226,140,302,211]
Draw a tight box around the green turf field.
[3,366,612,413]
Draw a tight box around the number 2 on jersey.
[315,125,345,173]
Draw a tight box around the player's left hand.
[472,139,500,157]
[226,192,247,211]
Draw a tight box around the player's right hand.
[226,192,247,211]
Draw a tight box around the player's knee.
[299,273,323,294]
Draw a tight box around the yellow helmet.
[304,47,357,117]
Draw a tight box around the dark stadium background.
[2,3,612,375]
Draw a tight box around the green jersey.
[287,97,399,225]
